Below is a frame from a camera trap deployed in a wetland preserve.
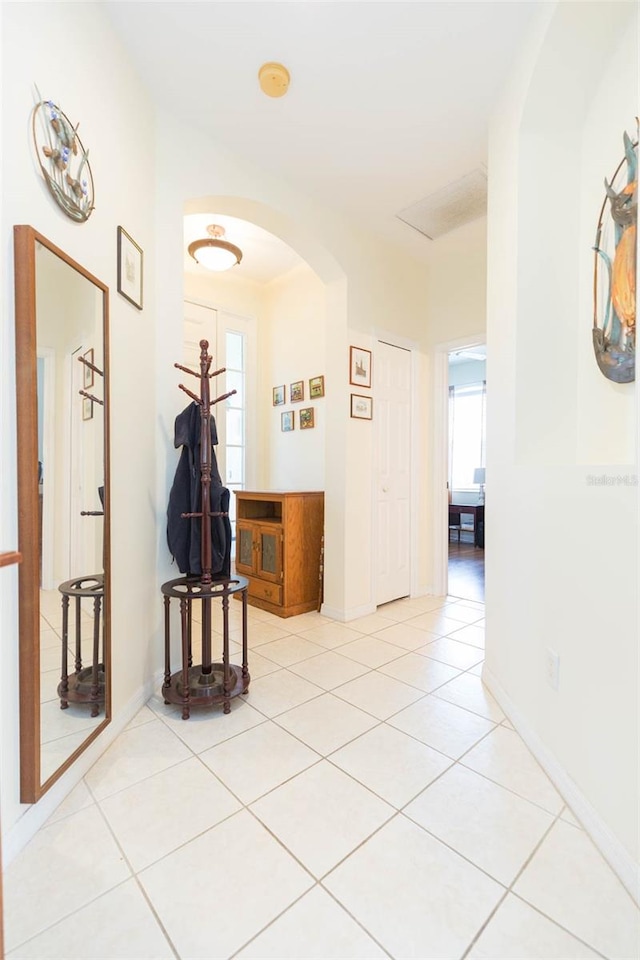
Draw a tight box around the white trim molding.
[483,666,640,905]
[321,602,376,623]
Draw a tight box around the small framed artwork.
[82,396,93,421]
[290,380,304,402]
[309,375,325,399]
[117,226,143,310]
[350,394,373,420]
[273,385,286,406]
[300,407,315,429]
[82,348,94,389]
[349,346,372,388]
[281,410,295,432]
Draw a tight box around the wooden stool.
[58,574,105,717]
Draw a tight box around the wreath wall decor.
[31,96,95,222]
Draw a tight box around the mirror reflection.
[36,242,106,783]
[15,225,110,801]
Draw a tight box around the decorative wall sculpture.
[32,96,95,222]
[592,127,637,383]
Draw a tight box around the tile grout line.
[5,874,156,957]
[85,777,183,960]
[458,807,611,960]
[7,782,181,960]
[227,878,396,960]
[507,891,610,960]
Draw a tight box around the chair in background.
[449,507,462,542]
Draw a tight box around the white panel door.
[376,340,411,605]
[183,301,256,546]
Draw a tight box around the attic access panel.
[397,169,488,240]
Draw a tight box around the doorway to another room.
[447,345,485,601]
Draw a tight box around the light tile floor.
[6,595,640,959]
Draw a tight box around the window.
[448,381,486,491]
[224,330,245,546]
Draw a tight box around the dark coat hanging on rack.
[167,401,231,578]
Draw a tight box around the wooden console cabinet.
[234,491,324,617]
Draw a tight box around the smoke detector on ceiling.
[258,62,290,98]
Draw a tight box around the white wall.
[263,265,326,491]
[485,0,638,892]
[184,270,265,324]
[424,218,487,348]
[1,2,157,845]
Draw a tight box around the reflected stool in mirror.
[58,574,105,717]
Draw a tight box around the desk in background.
[449,503,484,548]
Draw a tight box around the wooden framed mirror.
[14,226,111,803]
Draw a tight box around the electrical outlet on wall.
[545,648,560,690]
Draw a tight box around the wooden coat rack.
[161,339,250,718]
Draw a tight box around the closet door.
[375,340,412,605]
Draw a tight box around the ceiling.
[184,214,304,284]
[449,345,487,366]
[106,1,541,274]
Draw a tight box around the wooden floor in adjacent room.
[448,534,485,602]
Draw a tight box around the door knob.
[382,486,389,493]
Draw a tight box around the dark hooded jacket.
[166,402,231,578]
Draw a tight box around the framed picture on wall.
[349,346,372,388]
[117,226,143,310]
[300,407,315,429]
[290,380,304,402]
[82,396,93,421]
[82,348,94,389]
[273,385,285,406]
[350,394,373,420]
[309,375,325,398]
[281,410,294,432]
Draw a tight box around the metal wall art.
[32,96,95,222]
[592,126,637,383]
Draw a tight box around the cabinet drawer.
[247,577,283,606]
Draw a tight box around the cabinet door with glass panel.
[236,521,282,584]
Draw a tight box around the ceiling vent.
[396,168,488,241]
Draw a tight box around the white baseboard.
[320,601,376,622]
[3,671,160,867]
[483,666,640,905]
[322,589,438,621]
[412,584,435,599]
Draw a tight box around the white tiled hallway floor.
[6,595,640,959]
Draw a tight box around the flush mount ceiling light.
[187,224,243,271]
[258,62,290,98]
